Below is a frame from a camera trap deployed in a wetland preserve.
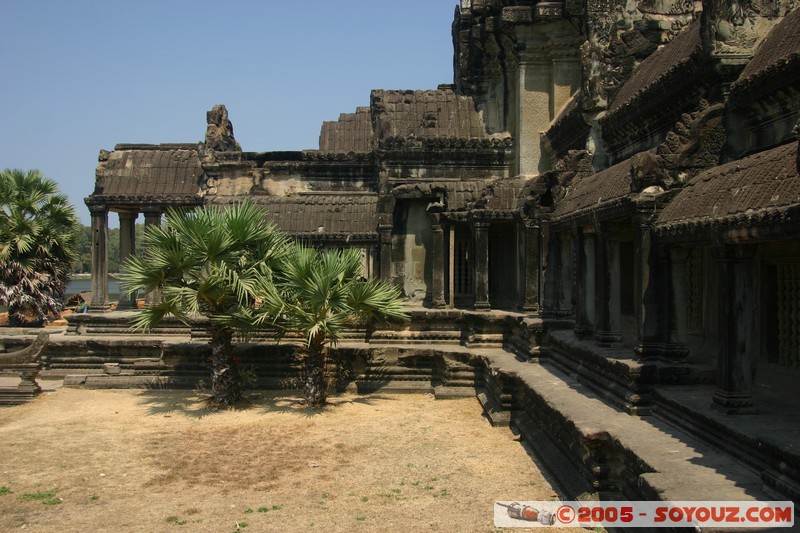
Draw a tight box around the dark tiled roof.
[92,148,203,201]
[318,106,373,153]
[732,7,800,94]
[656,142,799,230]
[447,181,491,210]
[553,158,633,218]
[213,194,379,237]
[608,21,702,115]
[483,179,525,211]
[372,88,488,140]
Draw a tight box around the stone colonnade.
[87,205,162,311]
[378,213,541,312]
[545,215,763,414]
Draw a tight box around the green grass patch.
[20,490,61,505]
[0,487,12,496]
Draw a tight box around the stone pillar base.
[712,391,757,415]
[634,342,689,361]
[594,330,622,347]
[430,298,447,309]
[473,301,491,311]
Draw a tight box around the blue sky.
[0,1,457,225]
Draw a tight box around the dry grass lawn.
[0,388,582,532]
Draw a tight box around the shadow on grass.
[135,388,397,419]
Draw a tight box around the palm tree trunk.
[208,326,241,408]
[303,334,328,407]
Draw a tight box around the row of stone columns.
[378,216,540,312]
[88,206,161,312]
[549,217,758,413]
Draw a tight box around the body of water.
[66,279,121,302]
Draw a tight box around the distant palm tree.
[0,169,78,326]
[119,202,289,408]
[258,245,407,407]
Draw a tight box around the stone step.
[368,331,463,344]
[465,333,504,347]
[511,411,597,500]
[353,380,434,394]
[433,385,476,399]
[472,348,768,503]
[477,389,511,427]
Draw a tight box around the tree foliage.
[258,245,408,407]
[119,201,289,407]
[0,169,79,326]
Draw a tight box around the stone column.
[668,247,690,351]
[519,220,540,312]
[572,227,586,332]
[143,209,161,228]
[430,217,446,309]
[633,218,662,359]
[558,231,573,315]
[473,221,490,310]
[448,224,455,308]
[594,225,622,345]
[540,220,556,313]
[117,211,138,310]
[378,224,393,283]
[88,205,110,312]
[574,227,595,336]
[143,209,162,307]
[712,243,757,414]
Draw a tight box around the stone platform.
[1,309,798,520]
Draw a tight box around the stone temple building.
[83,0,800,505]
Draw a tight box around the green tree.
[258,245,407,407]
[119,202,289,408]
[72,224,91,273]
[0,169,79,326]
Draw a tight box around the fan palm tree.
[258,244,407,407]
[0,169,79,326]
[119,201,289,408]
